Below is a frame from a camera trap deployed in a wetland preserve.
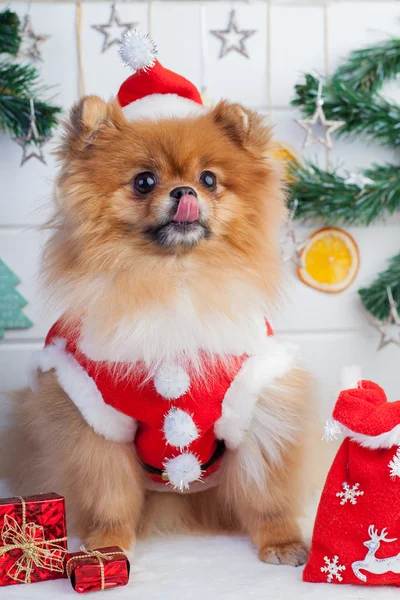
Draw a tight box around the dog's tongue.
[173,195,199,223]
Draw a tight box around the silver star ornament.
[375,313,400,350]
[210,10,256,59]
[14,100,51,166]
[18,14,50,61]
[92,4,136,53]
[296,98,345,150]
[372,286,400,351]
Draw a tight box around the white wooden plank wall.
[1,0,399,416]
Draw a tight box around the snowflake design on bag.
[336,482,364,505]
[389,447,400,479]
[321,555,346,582]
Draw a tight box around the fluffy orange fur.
[7,97,318,566]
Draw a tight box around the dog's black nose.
[170,186,197,200]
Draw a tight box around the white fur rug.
[0,479,398,600]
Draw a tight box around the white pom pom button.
[153,363,190,400]
[163,407,199,449]
[163,453,202,491]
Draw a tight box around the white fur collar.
[78,290,273,368]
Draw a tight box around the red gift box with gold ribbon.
[66,546,130,593]
[0,493,68,586]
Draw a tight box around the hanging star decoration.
[344,172,374,189]
[281,199,306,266]
[92,4,136,53]
[371,286,400,350]
[18,14,50,61]
[14,99,51,167]
[210,10,256,59]
[295,81,345,150]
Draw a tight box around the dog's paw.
[258,542,308,567]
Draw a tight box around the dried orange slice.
[270,142,301,181]
[297,227,359,293]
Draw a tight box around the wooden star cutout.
[18,14,50,61]
[295,100,345,150]
[375,312,400,350]
[210,10,256,59]
[92,5,136,53]
[14,122,51,166]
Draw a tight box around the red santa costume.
[31,31,298,493]
[304,377,400,586]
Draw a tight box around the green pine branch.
[0,9,20,55]
[288,162,400,226]
[334,38,400,95]
[359,253,400,321]
[0,8,61,145]
[292,73,400,147]
[0,61,61,141]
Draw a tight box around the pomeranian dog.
[7,32,315,567]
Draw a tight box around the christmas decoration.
[0,9,60,148]
[66,546,129,593]
[369,287,400,351]
[359,254,400,323]
[288,162,400,226]
[210,10,256,59]
[281,198,304,266]
[14,98,51,166]
[336,482,364,506]
[0,259,32,338]
[388,447,400,479]
[289,37,400,323]
[295,81,345,150]
[321,556,346,583]
[297,227,360,294]
[92,4,136,53]
[0,493,68,586]
[18,14,49,61]
[304,379,400,585]
[292,41,400,149]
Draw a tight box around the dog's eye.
[133,172,157,195]
[199,171,217,192]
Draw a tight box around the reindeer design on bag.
[352,525,400,582]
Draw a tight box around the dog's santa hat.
[117,29,205,121]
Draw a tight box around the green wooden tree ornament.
[0,259,33,338]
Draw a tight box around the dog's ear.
[59,96,126,157]
[211,100,272,154]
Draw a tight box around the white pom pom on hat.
[119,29,157,73]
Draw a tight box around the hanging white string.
[75,0,85,97]
[147,0,153,37]
[267,0,272,113]
[199,2,208,101]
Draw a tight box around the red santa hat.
[117,29,204,121]
[327,376,400,449]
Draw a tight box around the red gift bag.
[304,380,400,586]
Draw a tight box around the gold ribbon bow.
[0,496,67,584]
[66,546,126,591]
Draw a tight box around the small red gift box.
[0,493,68,586]
[66,546,130,593]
